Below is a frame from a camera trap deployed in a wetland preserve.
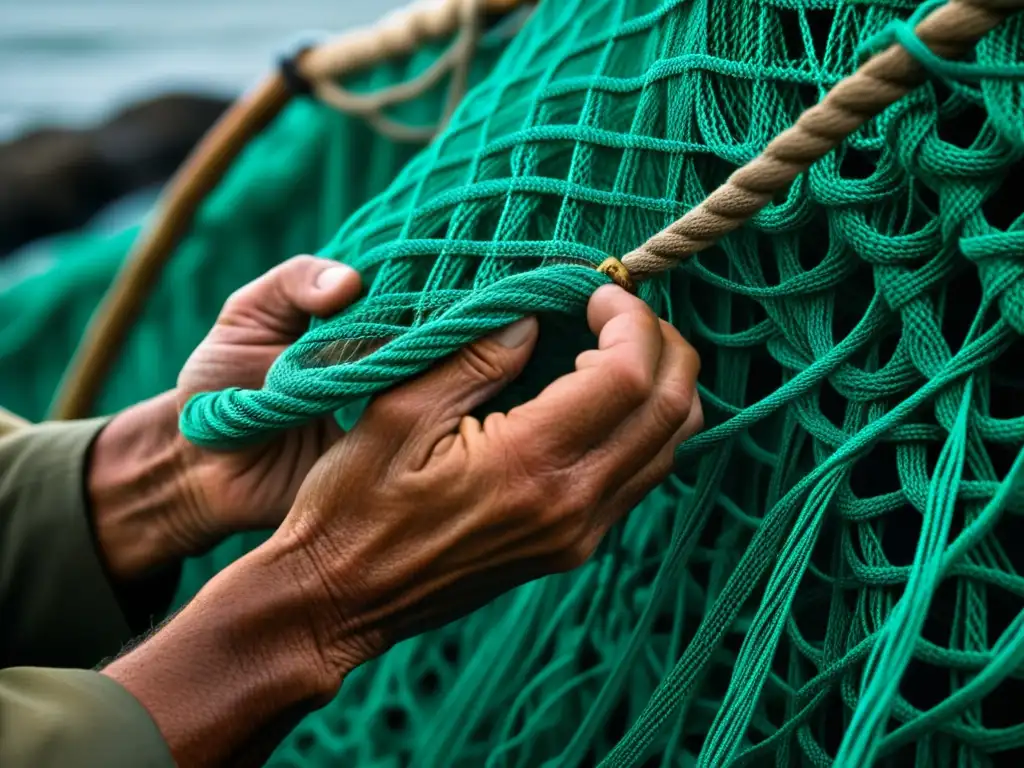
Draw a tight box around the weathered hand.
[101,283,702,766]
[89,256,361,580]
[173,255,362,548]
[275,283,703,672]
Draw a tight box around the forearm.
[101,537,346,766]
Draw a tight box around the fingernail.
[315,265,355,291]
[491,318,534,348]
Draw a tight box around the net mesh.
[4,0,1024,765]
[184,0,1024,765]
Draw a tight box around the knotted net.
[169,0,1024,764]
[13,0,1024,764]
[199,0,1022,765]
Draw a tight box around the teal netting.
[178,0,1024,765]
[4,0,1024,766]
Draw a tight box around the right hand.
[274,283,703,676]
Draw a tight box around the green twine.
[20,0,1017,766]
[181,265,612,447]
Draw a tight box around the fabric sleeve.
[0,666,174,767]
[0,420,135,669]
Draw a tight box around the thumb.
[366,317,539,447]
[219,255,362,337]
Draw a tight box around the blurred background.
[0,0,410,256]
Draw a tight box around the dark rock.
[0,92,230,256]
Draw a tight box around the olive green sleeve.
[0,667,174,767]
[0,420,134,669]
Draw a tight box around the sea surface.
[0,0,411,140]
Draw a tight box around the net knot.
[597,257,636,294]
[856,0,1024,95]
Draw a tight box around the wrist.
[88,391,199,582]
[261,526,384,679]
[102,541,339,765]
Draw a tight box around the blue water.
[0,0,410,140]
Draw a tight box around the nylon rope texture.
[177,0,1024,764]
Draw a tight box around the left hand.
[89,256,361,578]
[175,255,363,547]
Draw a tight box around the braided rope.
[619,0,1018,280]
[184,266,604,445]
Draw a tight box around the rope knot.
[278,44,316,96]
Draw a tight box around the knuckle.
[282,254,321,273]
[631,307,661,333]
[652,339,702,427]
[680,339,702,378]
[662,322,702,372]
[458,345,508,385]
[623,307,662,349]
[608,357,655,406]
[657,381,695,427]
[687,396,705,433]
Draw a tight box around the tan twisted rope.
[619,0,1022,281]
[50,0,530,421]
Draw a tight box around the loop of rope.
[182,266,605,447]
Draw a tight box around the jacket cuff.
[0,667,174,767]
[0,420,134,669]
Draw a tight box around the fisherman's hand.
[272,283,703,675]
[100,283,702,766]
[89,256,360,581]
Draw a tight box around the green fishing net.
[173,0,1024,764]
[4,0,1024,765]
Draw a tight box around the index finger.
[502,284,665,462]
